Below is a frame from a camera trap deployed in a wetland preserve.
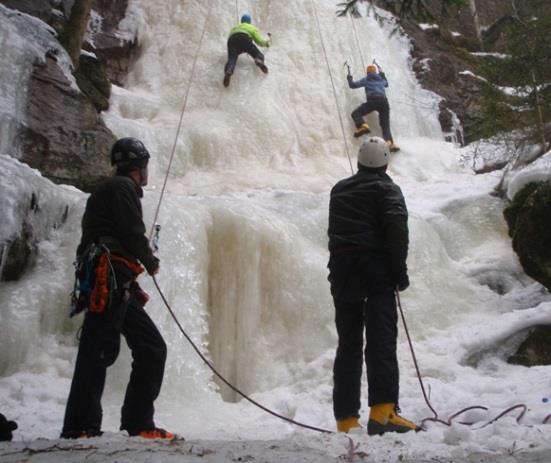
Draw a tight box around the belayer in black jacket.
[327,136,418,436]
[61,138,173,440]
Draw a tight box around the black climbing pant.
[224,32,265,76]
[351,96,394,143]
[61,280,167,436]
[328,252,399,420]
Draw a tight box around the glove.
[146,256,160,276]
[396,274,410,292]
[347,74,353,83]
[267,32,272,47]
[379,71,386,80]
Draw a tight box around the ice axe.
[343,60,351,77]
[373,58,383,73]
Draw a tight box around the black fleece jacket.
[77,175,159,275]
[328,168,409,282]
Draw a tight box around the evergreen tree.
[480,0,551,150]
[337,0,465,21]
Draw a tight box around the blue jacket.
[347,72,388,100]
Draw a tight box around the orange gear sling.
[89,254,144,313]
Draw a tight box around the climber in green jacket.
[223,13,272,87]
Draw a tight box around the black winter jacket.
[328,168,408,283]
[77,175,159,275]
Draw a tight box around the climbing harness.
[70,244,144,316]
[152,275,333,434]
[309,0,354,174]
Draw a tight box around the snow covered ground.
[1,0,551,461]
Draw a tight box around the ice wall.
[2,0,550,442]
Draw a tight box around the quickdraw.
[70,244,144,317]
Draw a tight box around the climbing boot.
[353,123,371,138]
[386,140,400,152]
[223,73,231,87]
[336,416,362,433]
[367,403,419,436]
[254,58,269,74]
[60,429,103,439]
[130,428,176,440]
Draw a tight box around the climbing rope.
[309,0,354,174]
[149,0,214,239]
[152,275,333,434]
[349,14,365,70]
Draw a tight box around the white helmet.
[358,137,390,168]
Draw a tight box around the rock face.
[0,0,138,192]
[398,0,538,145]
[20,53,115,192]
[84,0,134,86]
[504,181,551,291]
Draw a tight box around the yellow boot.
[336,416,362,433]
[367,403,419,436]
[386,140,400,152]
[353,123,371,138]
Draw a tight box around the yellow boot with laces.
[367,403,419,436]
[336,416,362,433]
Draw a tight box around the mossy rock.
[503,182,542,237]
[504,181,551,291]
[508,325,551,366]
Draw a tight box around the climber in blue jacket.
[347,64,400,152]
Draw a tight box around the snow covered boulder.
[504,181,551,292]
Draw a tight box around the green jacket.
[229,22,270,47]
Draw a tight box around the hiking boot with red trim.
[131,427,175,440]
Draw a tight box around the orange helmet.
[366,64,377,73]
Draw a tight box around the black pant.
[62,282,167,435]
[351,96,394,143]
[224,32,264,75]
[328,253,399,420]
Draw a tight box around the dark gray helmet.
[110,137,150,168]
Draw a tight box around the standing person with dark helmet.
[61,138,173,440]
[223,13,272,87]
[347,64,400,152]
[327,137,418,435]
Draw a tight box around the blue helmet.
[241,13,251,24]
